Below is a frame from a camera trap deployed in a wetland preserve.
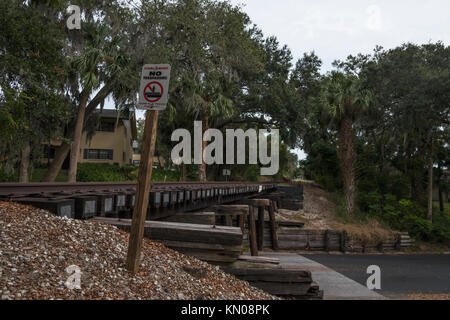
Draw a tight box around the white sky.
[116,0,450,161]
[230,0,450,72]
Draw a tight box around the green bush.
[243,164,260,182]
[76,163,131,182]
[151,167,180,182]
[358,189,450,243]
[76,163,181,182]
[0,167,17,182]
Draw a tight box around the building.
[80,109,137,166]
[45,109,137,167]
[131,141,165,168]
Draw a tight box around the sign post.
[126,64,171,273]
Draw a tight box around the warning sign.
[138,64,171,110]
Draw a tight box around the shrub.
[359,189,450,243]
[76,163,130,182]
[0,167,17,182]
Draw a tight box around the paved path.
[262,252,385,300]
[303,253,450,298]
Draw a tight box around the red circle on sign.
[143,81,163,103]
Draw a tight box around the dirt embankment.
[276,182,396,245]
[0,201,276,300]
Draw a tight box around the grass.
[30,168,68,182]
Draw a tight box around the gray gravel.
[0,201,276,300]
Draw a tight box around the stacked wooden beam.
[93,217,243,263]
[244,226,412,252]
[157,211,215,225]
[399,232,413,248]
[221,260,323,300]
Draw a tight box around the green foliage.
[301,140,341,191]
[76,163,131,182]
[0,167,17,182]
[150,168,180,182]
[75,163,180,182]
[358,191,450,243]
[242,164,260,182]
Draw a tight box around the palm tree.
[183,78,235,181]
[321,72,371,215]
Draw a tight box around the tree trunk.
[438,163,444,213]
[68,93,89,183]
[338,115,356,216]
[19,142,31,183]
[181,163,186,181]
[198,108,208,182]
[42,83,113,182]
[42,142,70,182]
[427,136,433,223]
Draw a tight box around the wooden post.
[248,205,258,256]
[257,206,264,251]
[239,214,245,232]
[340,230,347,253]
[324,230,330,252]
[126,110,159,273]
[268,201,279,250]
[224,215,233,227]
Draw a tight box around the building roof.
[98,109,131,120]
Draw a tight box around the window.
[83,149,113,160]
[97,121,115,132]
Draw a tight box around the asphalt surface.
[303,254,450,296]
[263,252,385,299]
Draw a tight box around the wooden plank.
[159,212,215,225]
[277,221,305,228]
[247,281,313,296]
[95,217,242,246]
[213,205,249,215]
[250,199,271,207]
[237,255,280,265]
[161,240,242,252]
[223,267,312,283]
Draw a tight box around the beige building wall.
[79,120,134,166]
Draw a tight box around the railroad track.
[0,181,277,220]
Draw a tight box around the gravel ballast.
[0,201,276,300]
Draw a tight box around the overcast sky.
[227,0,449,160]
[230,0,450,72]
